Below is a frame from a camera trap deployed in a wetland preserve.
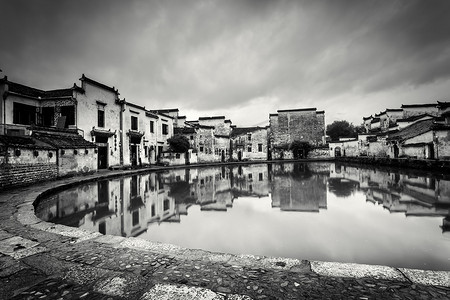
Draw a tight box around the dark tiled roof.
[0,135,55,150]
[151,108,179,113]
[370,117,380,124]
[387,119,434,142]
[175,127,195,134]
[199,116,225,120]
[277,108,316,113]
[437,101,450,109]
[7,81,45,98]
[363,116,372,121]
[32,131,97,149]
[45,88,74,98]
[231,127,266,137]
[4,78,78,100]
[386,108,403,112]
[401,103,436,108]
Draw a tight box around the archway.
[335,147,341,157]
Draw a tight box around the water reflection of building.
[330,164,450,231]
[230,164,270,199]
[40,162,450,236]
[271,163,328,212]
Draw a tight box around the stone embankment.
[1,164,450,299]
[336,156,450,174]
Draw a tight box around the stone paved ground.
[1,167,450,299]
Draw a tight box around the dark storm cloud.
[1,0,450,125]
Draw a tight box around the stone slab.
[118,237,186,256]
[0,236,40,255]
[400,268,450,287]
[43,224,102,242]
[0,229,13,241]
[310,261,406,281]
[93,234,127,245]
[140,284,225,300]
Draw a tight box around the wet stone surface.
[9,278,121,300]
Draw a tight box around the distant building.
[230,126,268,161]
[269,108,325,159]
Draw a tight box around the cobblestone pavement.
[1,167,450,299]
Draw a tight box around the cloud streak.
[1,0,450,125]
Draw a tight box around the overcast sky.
[1,0,450,126]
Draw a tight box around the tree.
[167,134,190,153]
[326,120,359,141]
[289,140,312,159]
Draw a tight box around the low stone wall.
[0,163,58,189]
[335,156,450,173]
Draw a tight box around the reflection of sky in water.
[36,163,450,271]
[141,190,450,271]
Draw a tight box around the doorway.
[335,147,341,157]
[428,144,435,159]
[130,145,138,166]
[98,146,108,169]
[393,144,399,158]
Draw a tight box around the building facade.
[230,127,268,161]
[269,108,325,159]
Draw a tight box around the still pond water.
[35,162,450,271]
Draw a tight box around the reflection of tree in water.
[291,163,312,180]
[168,181,196,204]
[328,178,359,198]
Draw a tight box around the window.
[13,102,36,125]
[248,173,252,180]
[163,199,170,211]
[247,133,252,141]
[98,110,105,127]
[60,106,75,127]
[259,173,263,181]
[162,124,168,135]
[150,121,154,133]
[99,222,106,235]
[132,211,139,226]
[190,135,193,140]
[248,146,252,152]
[258,143,263,152]
[131,116,138,130]
[200,146,204,152]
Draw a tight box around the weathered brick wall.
[231,129,268,161]
[0,163,57,189]
[197,128,216,162]
[308,147,330,158]
[58,148,97,177]
[269,110,325,160]
[402,107,439,118]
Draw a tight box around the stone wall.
[58,147,97,177]
[308,147,330,158]
[196,127,216,162]
[0,163,57,189]
[231,128,268,161]
[269,109,325,160]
